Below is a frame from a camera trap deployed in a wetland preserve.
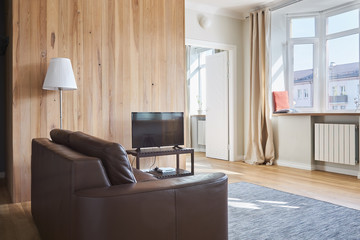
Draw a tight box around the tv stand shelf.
[126,147,194,178]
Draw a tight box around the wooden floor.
[1,153,360,240]
[190,153,360,210]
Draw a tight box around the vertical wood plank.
[18,0,32,202]
[39,0,48,137]
[114,0,124,143]
[46,0,60,132]
[122,0,131,147]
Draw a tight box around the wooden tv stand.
[126,147,194,178]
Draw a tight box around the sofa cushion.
[50,129,73,146]
[68,131,136,185]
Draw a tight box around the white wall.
[185,8,245,160]
[242,19,250,156]
[270,12,287,92]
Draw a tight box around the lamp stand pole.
[59,88,63,129]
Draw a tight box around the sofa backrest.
[50,129,136,185]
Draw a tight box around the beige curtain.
[245,8,275,165]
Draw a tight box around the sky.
[292,9,359,71]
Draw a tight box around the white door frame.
[186,38,237,162]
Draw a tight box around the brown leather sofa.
[31,130,228,240]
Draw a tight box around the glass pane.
[189,72,199,115]
[292,44,314,107]
[291,17,315,38]
[327,10,359,35]
[200,67,206,111]
[327,34,359,110]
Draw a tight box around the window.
[291,17,316,38]
[304,89,309,98]
[326,9,359,111]
[188,47,214,115]
[288,16,317,108]
[287,6,360,112]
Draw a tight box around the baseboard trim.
[232,155,245,162]
[193,148,206,153]
[276,160,314,171]
[0,172,5,178]
[315,164,359,177]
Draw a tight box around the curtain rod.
[245,0,303,19]
[269,0,303,11]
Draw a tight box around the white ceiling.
[185,0,359,19]
[185,0,284,19]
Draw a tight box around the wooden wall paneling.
[158,0,167,112]
[39,0,48,138]
[46,0,60,133]
[143,0,152,113]
[71,0,83,131]
[29,0,44,202]
[114,0,124,144]
[82,0,90,135]
[121,0,131,148]
[16,0,32,202]
[29,0,41,143]
[6,0,14,201]
[176,0,185,112]
[101,0,111,140]
[62,0,75,130]
[152,0,163,112]
[9,0,185,202]
[165,0,176,111]
[58,0,69,130]
[75,0,84,132]
[176,0,186,169]
[130,0,141,114]
[91,0,102,138]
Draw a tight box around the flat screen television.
[131,112,184,149]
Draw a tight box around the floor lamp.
[43,58,77,129]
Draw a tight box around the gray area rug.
[228,182,360,240]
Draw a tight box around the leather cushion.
[50,129,73,146]
[132,168,158,182]
[68,131,137,185]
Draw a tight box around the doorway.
[186,40,236,161]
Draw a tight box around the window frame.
[287,13,320,112]
[324,5,360,112]
[286,4,360,113]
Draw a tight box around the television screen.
[131,112,184,149]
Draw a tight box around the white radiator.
[197,120,206,145]
[314,123,357,165]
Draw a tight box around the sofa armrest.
[72,173,228,240]
[31,138,111,240]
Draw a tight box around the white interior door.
[206,51,229,160]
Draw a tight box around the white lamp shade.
[43,58,77,90]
